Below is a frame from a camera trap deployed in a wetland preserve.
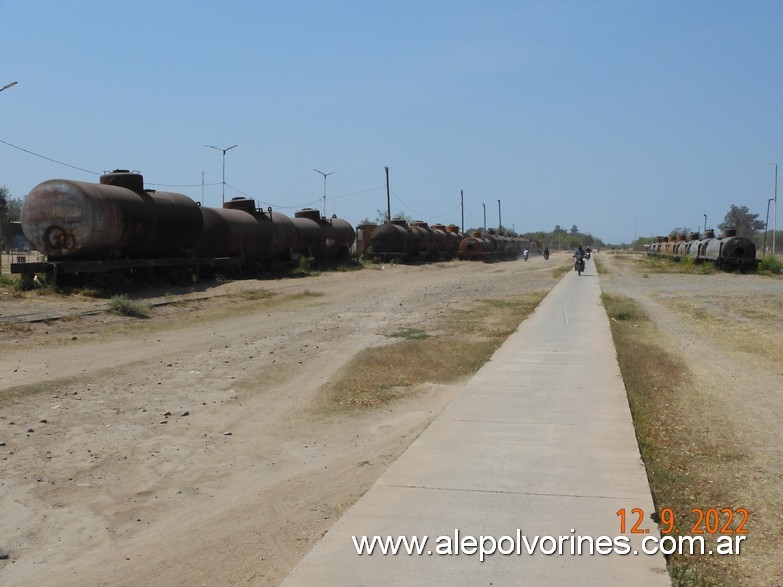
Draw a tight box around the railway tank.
[13,171,357,287]
[21,170,203,260]
[646,227,759,271]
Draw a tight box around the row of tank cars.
[12,170,532,288]
[13,170,356,287]
[356,221,535,261]
[646,228,759,271]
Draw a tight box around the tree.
[570,224,579,235]
[718,205,765,239]
[0,186,10,248]
[6,196,24,222]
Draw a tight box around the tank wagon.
[13,170,355,286]
[361,219,463,261]
[647,227,758,271]
[361,219,531,262]
[457,231,532,261]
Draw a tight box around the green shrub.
[758,255,783,273]
[107,295,149,318]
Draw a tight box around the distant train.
[646,228,759,271]
[356,220,533,261]
[12,170,355,287]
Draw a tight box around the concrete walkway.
[282,260,670,586]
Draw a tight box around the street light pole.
[703,214,707,233]
[1,81,18,275]
[764,197,773,255]
[313,169,334,217]
[205,144,237,205]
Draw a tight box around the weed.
[758,255,782,273]
[389,328,430,340]
[107,295,149,318]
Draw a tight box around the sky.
[1,0,782,244]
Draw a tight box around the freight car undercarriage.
[10,256,247,289]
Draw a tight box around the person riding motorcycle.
[543,247,550,260]
[523,248,529,261]
[573,245,586,274]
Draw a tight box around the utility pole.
[769,163,778,255]
[497,199,501,234]
[482,203,486,234]
[205,144,237,205]
[460,190,464,233]
[313,169,334,217]
[703,214,707,233]
[385,166,391,223]
[764,197,773,254]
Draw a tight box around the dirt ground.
[0,255,564,586]
[598,253,783,584]
[2,253,781,586]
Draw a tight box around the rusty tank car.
[13,171,356,286]
[646,227,759,271]
[22,170,204,260]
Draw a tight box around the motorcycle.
[523,250,529,261]
[574,256,585,275]
[543,250,550,260]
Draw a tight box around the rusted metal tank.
[262,208,298,260]
[21,171,203,259]
[458,231,491,259]
[326,215,356,260]
[410,221,435,257]
[431,223,454,256]
[192,206,265,259]
[366,219,418,258]
[356,223,378,255]
[291,208,324,258]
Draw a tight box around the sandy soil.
[598,253,783,583]
[0,255,564,586]
[3,253,780,585]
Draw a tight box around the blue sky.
[1,0,781,243]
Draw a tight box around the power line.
[0,138,100,175]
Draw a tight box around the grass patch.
[0,374,87,407]
[552,262,571,279]
[639,255,718,274]
[757,255,782,274]
[0,273,18,287]
[317,291,547,411]
[389,328,430,340]
[107,295,150,318]
[230,288,276,301]
[602,293,756,586]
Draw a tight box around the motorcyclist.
[573,245,586,274]
[523,248,529,261]
[543,247,550,260]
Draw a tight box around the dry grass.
[667,296,783,370]
[602,293,767,586]
[315,292,547,412]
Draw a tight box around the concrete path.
[282,259,670,586]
